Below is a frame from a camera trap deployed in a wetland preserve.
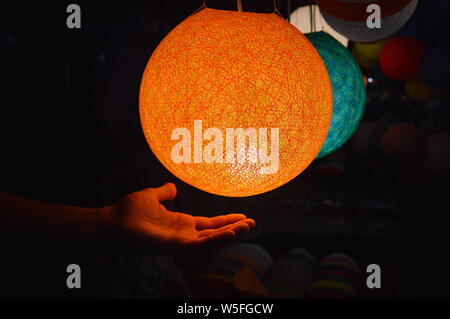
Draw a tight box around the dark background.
[1,0,449,298]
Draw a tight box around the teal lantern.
[306,32,366,158]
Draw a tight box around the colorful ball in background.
[366,115,403,160]
[351,122,378,157]
[352,40,388,71]
[405,76,443,102]
[420,47,450,90]
[381,122,421,163]
[316,0,419,43]
[193,243,273,298]
[305,32,366,159]
[307,253,360,299]
[265,248,317,299]
[380,37,425,81]
[423,133,450,177]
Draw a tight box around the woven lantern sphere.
[379,36,425,81]
[306,32,366,158]
[317,0,419,43]
[140,8,333,197]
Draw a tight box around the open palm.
[110,183,255,251]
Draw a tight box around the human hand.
[102,183,256,252]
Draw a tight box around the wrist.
[96,204,118,243]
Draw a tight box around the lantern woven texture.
[140,8,333,197]
[306,32,366,158]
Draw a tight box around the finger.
[190,229,236,246]
[198,219,251,237]
[154,183,177,202]
[195,213,247,230]
[226,221,250,236]
[245,218,256,229]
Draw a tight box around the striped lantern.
[317,0,419,43]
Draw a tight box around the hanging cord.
[189,0,206,16]
[273,0,282,17]
[191,0,282,16]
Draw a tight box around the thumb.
[154,183,177,202]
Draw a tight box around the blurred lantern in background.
[305,32,366,159]
[367,115,404,161]
[351,122,378,157]
[307,253,360,299]
[140,8,333,197]
[290,4,348,47]
[420,47,450,90]
[316,0,419,43]
[405,76,443,103]
[423,133,450,177]
[381,122,421,163]
[265,248,317,299]
[352,40,388,71]
[380,36,424,81]
[193,243,273,298]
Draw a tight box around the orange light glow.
[139,8,332,197]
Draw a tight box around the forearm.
[0,192,115,246]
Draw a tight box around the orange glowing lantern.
[140,7,332,197]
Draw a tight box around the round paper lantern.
[305,32,366,158]
[379,37,425,80]
[290,5,348,47]
[317,0,419,43]
[423,133,450,177]
[307,253,359,299]
[352,40,388,70]
[420,47,450,90]
[381,122,421,163]
[139,8,333,197]
[265,248,317,299]
[405,76,443,103]
[193,243,273,298]
[351,121,378,157]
